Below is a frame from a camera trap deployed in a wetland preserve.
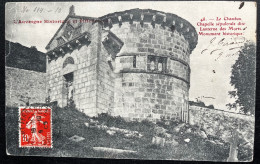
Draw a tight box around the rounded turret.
[100,9,198,122]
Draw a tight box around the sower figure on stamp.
[26,111,46,144]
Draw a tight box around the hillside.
[6,104,251,161]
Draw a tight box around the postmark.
[19,107,52,148]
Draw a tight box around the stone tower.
[45,7,198,121]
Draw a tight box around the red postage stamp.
[19,107,52,148]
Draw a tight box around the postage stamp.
[19,107,52,148]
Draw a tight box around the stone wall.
[46,21,102,116]
[111,22,190,121]
[113,73,189,122]
[5,67,47,107]
[96,42,115,114]
[189,105,254,147]
[112,23,191,64]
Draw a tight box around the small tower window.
[158,57,167,73]
[147,55,167,73]
[147,55,156,71]
[158,62,162,72]
[150,60,155,71]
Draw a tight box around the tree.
[227,42,256,115]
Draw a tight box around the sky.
[5,1,256,111]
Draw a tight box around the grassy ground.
[6,105,233,161]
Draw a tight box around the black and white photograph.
[5,1,256,162]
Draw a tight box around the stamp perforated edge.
[18,106,53,148]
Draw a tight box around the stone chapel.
[45,6,198,122]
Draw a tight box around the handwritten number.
[22,6,28,13]
[33,7,44,13]
[55,7,61,13]
[22,6,61,13]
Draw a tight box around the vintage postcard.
[5,1,256,162]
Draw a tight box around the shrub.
[207,104,215,109]
[94,113,126,127]
[238,144,253,161]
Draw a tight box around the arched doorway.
[62,57,75,107]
